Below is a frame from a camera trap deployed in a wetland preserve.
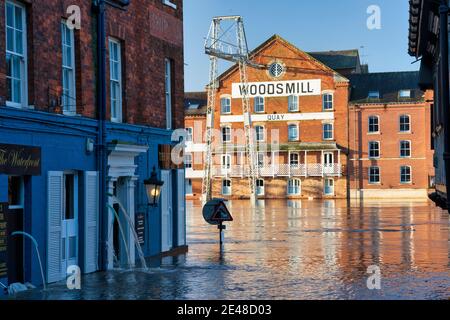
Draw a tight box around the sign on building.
[232,79,321,98]
[0,144,41,176]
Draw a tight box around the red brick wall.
[348,98,434,191]
[0,0,184,129]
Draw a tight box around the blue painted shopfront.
[0,107,185,293]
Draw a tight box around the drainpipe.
[439,2,450,210]
[94,0,108,269]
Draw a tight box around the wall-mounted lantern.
[144,166,164,207]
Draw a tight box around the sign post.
[202,199,233,250]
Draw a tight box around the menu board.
[135,212,145,246]
[0,203,7,278]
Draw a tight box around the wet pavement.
[10,200,450,300]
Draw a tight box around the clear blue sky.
[183,0,418,92]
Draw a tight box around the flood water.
[12,200,450,300]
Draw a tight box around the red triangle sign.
[210,202,233,222]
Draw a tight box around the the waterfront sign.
[0,144,41,176]
[232,79,321,98]
[0,203,8,279]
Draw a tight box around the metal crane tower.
[202,16,263,205]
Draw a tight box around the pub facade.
[0,0,186,293]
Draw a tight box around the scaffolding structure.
[202,16,264,205]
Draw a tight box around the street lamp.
[144,167,164,207]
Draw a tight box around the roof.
[308,50,360,72]
[185,92,207,116]
[216,34,349,83]
[347,71,424,104]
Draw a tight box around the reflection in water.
[12,200,450,300]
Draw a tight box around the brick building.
[348,72,434,199]
[0,0,185,290]
[185,35,434,201]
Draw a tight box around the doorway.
[161,171,173,252]
[323,152,334,175]
[61,173,78,274]
[7,176,24,284]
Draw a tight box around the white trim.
[165,58,172,129]
[162,0,177,9]
[399,114,411,133]
[220,112,334,123]
[368,141,380,159]
[368,166,381,185]
[220,96,232,114]
[61,21,77,115]
[368,115,380,134]
[399,140,412,158]
[109,38,123,123]
[400,165,413,184]
[288,123,299,142]
[5,0,28,109]
[287,178,301,195]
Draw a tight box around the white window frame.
[254,96,265,113]
[322,92,333,111]
[109,38,123,123]
[399,114,411,133]
[184,153,192,169]
[257,152,265,168]
[165,58,173,129]
[61,21,76,115]
[256,179,265,196]
[255,125,265,142]
[288,124,299,142]
[222,179,231,196]
[368,115,380,134]
[221,154,231,170]
[220,97,231,114]
[399,90,411,98]
[323,123,334,140]
[222,126,231,143]
[186,127,193,142]
[400,140,411,158]
[162,0,177,9]
[400,166,412,184]
[288,95,299,112]
[368,166,380,184]
[368,91,380,99]
[368,141,380,159]
[287,179,301,195]
[289,152,300,167]
[5,0,28,108]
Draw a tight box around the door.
[185,179,193,195]
[47,171,79,283]
[61,173,78,275]
[7,176,24,284]
[161,170,173,252]
[177,170,186,247]
[324,179,334,196]
[323,152,334,175]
